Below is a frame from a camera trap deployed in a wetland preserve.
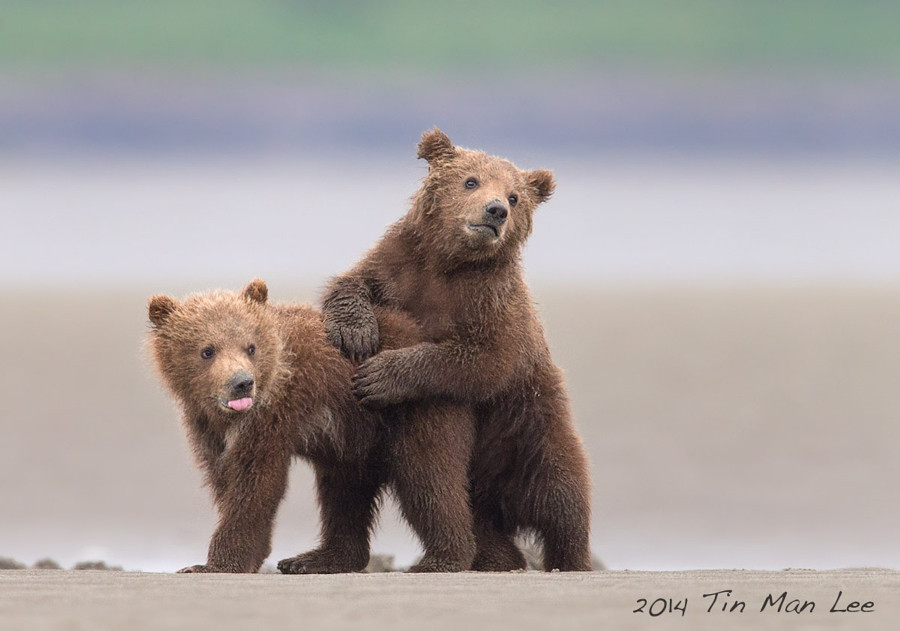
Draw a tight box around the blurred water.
[3,71,899,157]
[2,155,899,288]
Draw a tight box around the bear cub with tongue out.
[147,279,475,573]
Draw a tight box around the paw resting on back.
[351,350,412,409]
[324,317,379,362]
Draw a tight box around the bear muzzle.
[221,370,255,412]
[465,199,508,241]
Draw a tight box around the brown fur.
[322,128,592,571]
[147,279,475,573]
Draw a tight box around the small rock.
[32,558,62,570]
[73,561,123,571]
[0,556,26,570]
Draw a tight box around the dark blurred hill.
[1,1,898,157]
[2,71,898,158]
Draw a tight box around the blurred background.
[1,1,898,572]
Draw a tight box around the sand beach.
[1,568,898,631]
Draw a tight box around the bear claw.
[407,556,469,573]
[325,321,379,363]
[351,361,403,409]
[177,564,217,574]
[277,549,367,575]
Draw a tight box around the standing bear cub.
[323,128,593,571]
[147,279,475,573]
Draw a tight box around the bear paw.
[324,318,379,363]
[471,542,528,572]
[471,556,528,572]
[407,556,469,573]
[277,549,367,575]
[177,564,220,574]
[351,351,411,409]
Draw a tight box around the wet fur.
[323,129,592,572]
[147,280,475,573]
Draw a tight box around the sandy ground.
[1,569,898,631]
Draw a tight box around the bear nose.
[229,371,255,397]
[483,200,508,225]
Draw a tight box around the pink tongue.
[227,397,253,411]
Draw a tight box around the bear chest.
[398,277,481,341]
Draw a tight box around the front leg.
[184,413,227,503]
[352,339,519,408]
[350,349,420,409]
[278,462,383,574]
[180,430,292,573]
[322,275,380,362]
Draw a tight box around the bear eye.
[247,344,256,357]
[200,346,215,360]
[464,177,478,189]
[508,194,518,207]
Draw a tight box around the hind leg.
[533,448,592,573]
[278,462,382,574]
[528,401,592,571]
[496,375,592,572]
[390,402,476,573]
[471,516,526,572]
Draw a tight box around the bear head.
[411,127,555,268]
[147,279,287,420]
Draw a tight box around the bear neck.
[186,399,264,431]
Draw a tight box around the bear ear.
[148,295,178,328]
[417,127,456,165]
[243,278,268,304]
[526,169,556,205]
